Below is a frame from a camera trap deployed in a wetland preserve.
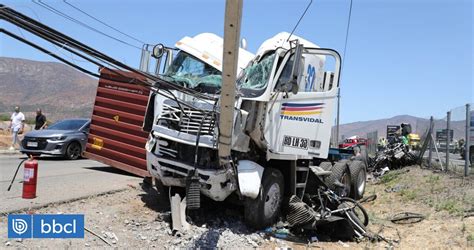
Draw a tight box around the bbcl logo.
[8,214,84,238]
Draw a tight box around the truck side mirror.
[289,43,303,94]
[152,44,165,59]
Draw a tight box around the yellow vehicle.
[408,133,421,150]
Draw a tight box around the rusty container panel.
[84,68,151,177]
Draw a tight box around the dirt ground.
[0,122,31,149]
[1,165,473,248]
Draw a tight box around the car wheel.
[244,168,284,229]
[65,142,82,160]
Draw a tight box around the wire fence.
[420,103,472,176]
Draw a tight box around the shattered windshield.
[237,52,276,96]
[162,51,222,93]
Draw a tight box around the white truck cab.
[145,32,352,229]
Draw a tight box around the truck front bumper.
[146,150,236,201]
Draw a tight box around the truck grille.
[160,103,216,136]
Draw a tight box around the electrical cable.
[63,0,147,45]
[1,5,214,103]
[287,0,312,41]
[1,28,100,77]
[33,0,142,50]
[1,5,219,118]
[342,0,353,70]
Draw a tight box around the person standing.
[35,108,47,130]
[8,106,25,150]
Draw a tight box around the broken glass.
[162,51,222,93]
[237,53,276,91]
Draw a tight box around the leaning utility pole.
[218,0,243,166]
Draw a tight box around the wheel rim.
[340,173,351,197]
[264,183,281,218]
[357,170,366,194]
[68,143,81,159]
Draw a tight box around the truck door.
[264,48,341,159]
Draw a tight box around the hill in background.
[0,57,98,122]
[337,114,466,141]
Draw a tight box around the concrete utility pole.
[218,0,243,166]
[465,104,470,177]
[446,111,450,172]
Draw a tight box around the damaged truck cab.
[146,32,357,228]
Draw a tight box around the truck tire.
[348,160,366,200]
[325,161,351,197]
[319,161,333,171]
[354,145,369,169]
[244,168,284,229]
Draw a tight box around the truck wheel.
[244,168,284,229]
[319,161,333,171]
[348,160,366,200]
[325,161,351,197]
[355,145,369,169]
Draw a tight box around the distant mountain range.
[0,57,98,122]
[337,115,466,141]
[0,57,465,141]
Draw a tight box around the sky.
[1,0,472,123]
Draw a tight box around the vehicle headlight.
[51,136,67,141]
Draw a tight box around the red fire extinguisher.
[22,158,38,199]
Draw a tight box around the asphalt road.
[0,154,141,213]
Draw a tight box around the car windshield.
[237,52,276,96]
[162,51,222,94]
[47,120,87,131]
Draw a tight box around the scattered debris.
[384,184,407,193]
[369,138,418,178]
[359,194,377,203]
[84,227,113,246]
[389,212,425,224]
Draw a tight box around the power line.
[342,0,353,69]
[32,0,142,50]
[287,0,312,41]
[63,0,146,45]
[3,3,89,63]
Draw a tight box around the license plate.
[282,135,309,150]
[27,141,38,147]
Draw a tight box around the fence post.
[465,104,470,177]
[446,111,450,172]
[428,116,434,168]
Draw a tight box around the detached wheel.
[244,168,284,229]
[326,161,351,197]
[348,160,367,200]
[65,142,81,160]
